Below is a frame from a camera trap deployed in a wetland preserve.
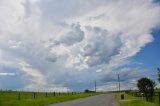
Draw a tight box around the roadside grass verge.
[0,91,103,106]
[115,93,159,106]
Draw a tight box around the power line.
[118,74,120,92]
[95,81,97,92]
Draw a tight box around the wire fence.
[126,91,160,104]
[0,90,82,100]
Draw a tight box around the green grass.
[115,93,159,106]
[0,91,102,106]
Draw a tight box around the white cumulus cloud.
[0,0,159,91]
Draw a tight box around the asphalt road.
[48,94,117,106]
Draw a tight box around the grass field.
[116,93,159,106]
[0,91,101,106]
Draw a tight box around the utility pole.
[95,81,97,92]
[118,74,120,92]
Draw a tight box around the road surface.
[48,94,117,106]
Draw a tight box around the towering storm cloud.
[0,0,160,91]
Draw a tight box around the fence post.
[33,92,36,99]
[158,92,160,104]
[53,92,55,96]
[46,93,47,97]
[151,92,153,102]
[146,93,148,102]
[18,92,21,100]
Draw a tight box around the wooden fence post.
[151,92,153,102]
[18,92,21,100]
[158,92,160,104]
[146,92,148,102]
[53,92,55,96]
[33,92,36,99]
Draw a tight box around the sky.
[0,0,160,92]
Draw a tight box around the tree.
[137,77,155,101]
[157,67,160,83]
[84,89,95,93]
